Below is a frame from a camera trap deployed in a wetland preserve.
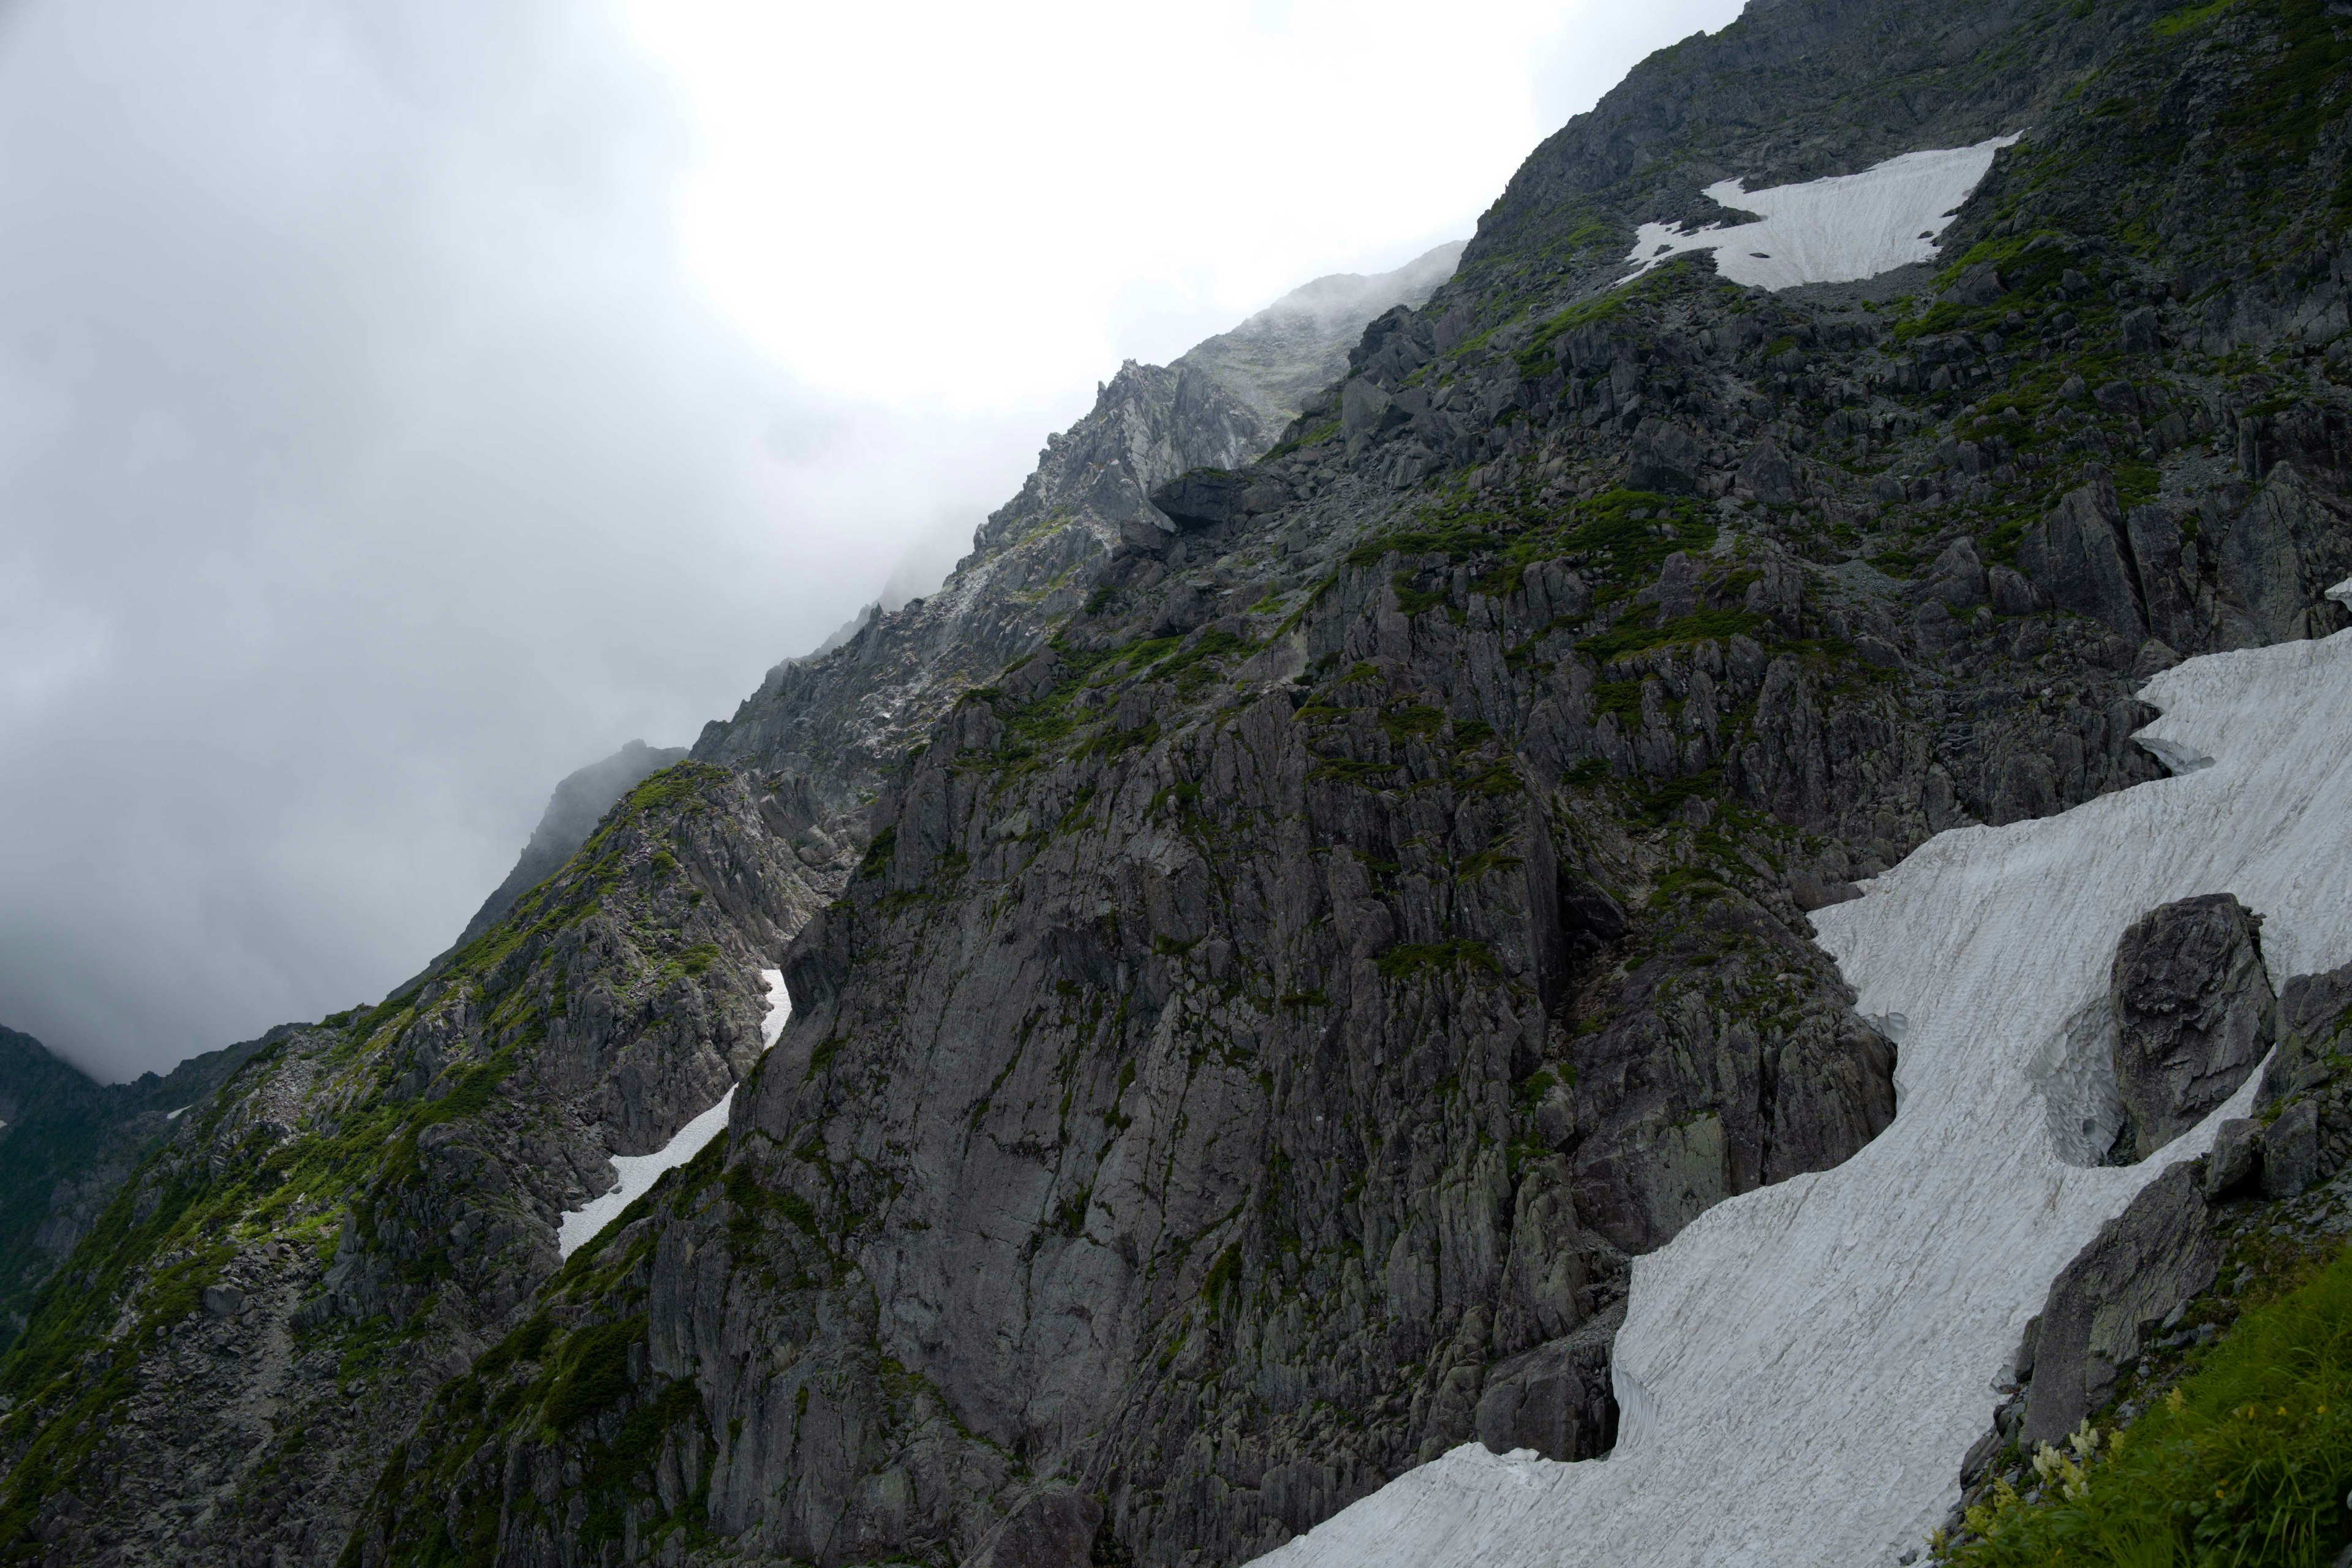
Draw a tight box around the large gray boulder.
[2109,894,2275,1163]
[2022,1163,2220,1449]
[1474,1304,1622,1460]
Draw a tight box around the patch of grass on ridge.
[1945,1242,2352,1567]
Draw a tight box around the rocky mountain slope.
[454,742,692,951]
[692,243,1464,816]
[0,244,1464,1564]
[0,1027,265,1356]
[8,0,2352,1564]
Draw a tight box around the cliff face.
[11,1,2352,1564]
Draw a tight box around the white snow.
[1626,135,2021,293]
[166,1106,189,1120]
[556,967,790,1259]
[1250,622,2352,1568]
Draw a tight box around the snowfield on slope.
[557,967,790,1258]
[1250,608,2352,1567]
[1626,135,2020,292]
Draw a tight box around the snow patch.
[1626,135,2020,293]
[556,967,790,1259]
[1249,629,2352,1567]
[166,1106,189,1120]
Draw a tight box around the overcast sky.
[0,0,1741,1082]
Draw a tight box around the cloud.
[0,0,1739,1080]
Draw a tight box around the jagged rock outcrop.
[2016,1161,2221,1451]
[2107,894,2275,1163]
[1954,965,2352,1543]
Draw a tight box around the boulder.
[1630,418,1703,495]
[1474,1305,1622,1460]
[1922,537,1991,608]
[2263,957,2352,1104]
[1988,565,2041,617]
[2260,1100,2320,1199]
[1940,262,2006,308]
[2022,1163,2220,1449]
[2203,1118,2261,1198]
[1736,437,1803,506]
[2109,894,2275,1161]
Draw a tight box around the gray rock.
[1474,1305,1622,1460]
[2204,1118,2262,1198]
[2016,470,2147,639]
[969,1487,1104,1568]
[1737,437,1803,506]
[1940,263,2005,308]
[1341,375,1398,446]
[2023,1164,2219,1449]
[1988,565,2041,617]
[1630,419,1703,495]
[2263,957,2352,1104]
[2109,894,2275,1162]
[1923,537,1991,609]
[1152,467,1251,531]
[2120,306,2161,355]
[2261,1100,2321,1199]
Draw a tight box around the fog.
[0,0,1739,1080]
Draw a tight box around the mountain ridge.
[6,2,2352,1564]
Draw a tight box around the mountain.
[0,243,1466,1564]
[692,241,1468,812]
[1173,243,1466,429]
[7,2,2352,1565]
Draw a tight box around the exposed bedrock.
[2107,893,2275,1163]
[2016,1163,2221,1451]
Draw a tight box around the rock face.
[2108,894,2274,1163]
[15,0,2352,1563]
[453,739,690,948]
[2019,1163,2220,1450]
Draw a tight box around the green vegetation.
[1373,939,1501,981]
[1946,1245,2352,1567]
[1348,486,1714,608]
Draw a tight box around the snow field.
[1250,615,2352,1567]
[1626,137,2020,293]
[556,967,790,1259]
